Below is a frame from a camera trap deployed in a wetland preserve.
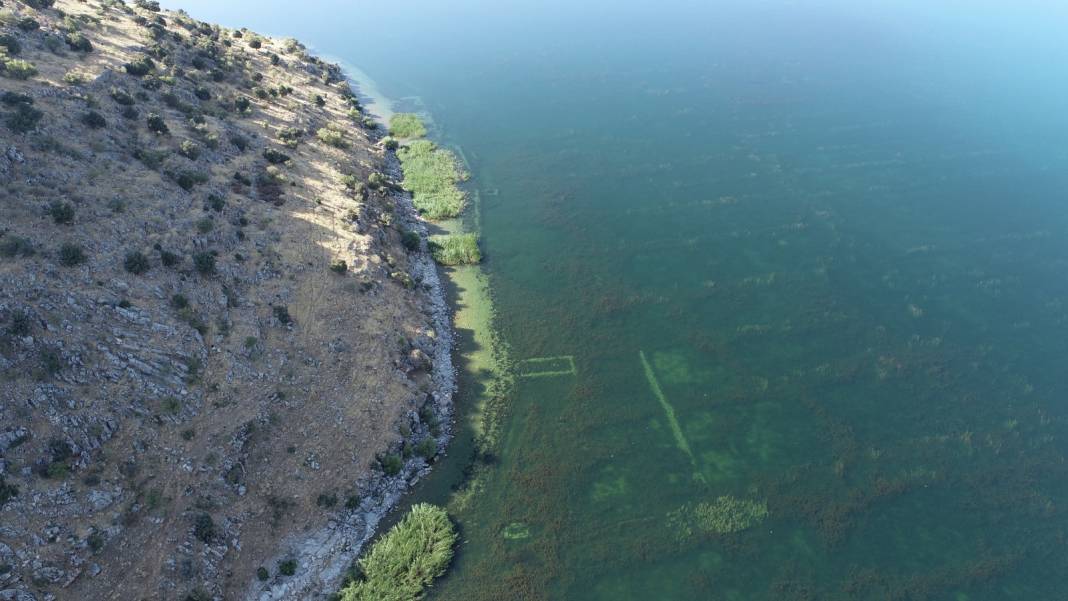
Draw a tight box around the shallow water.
[170,1,1068,598]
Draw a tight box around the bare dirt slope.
[0,1,446,599]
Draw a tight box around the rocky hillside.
[0,1,451,600]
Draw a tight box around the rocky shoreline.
[0,2,457,599]
[245,151,458,601]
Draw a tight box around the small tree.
[146,112,169,134]
[82,111,107,129]
[124,251,150,274]
[58,243,87,267]
[192,252,215,275]
[48,201,75,224]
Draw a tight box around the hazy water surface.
[168,1,1068,598]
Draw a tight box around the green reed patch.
[397,140,468,220]
[337,503,457,601]
[428,233,481,266]
[389,113,426,139]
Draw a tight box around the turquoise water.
[170,1,1068,598]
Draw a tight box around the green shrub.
[48,201,75,224]
[233,96,251,113]
[170,170,208,190]
[330,260,348,274]
[428,234,480,266]
[124,56,155,77]
[277,559,296,577]
[58,243,87,267]
[192,251,215,275]
[0,34,22,55]
[133,147,167,169]
[123,251,150,274]
[278,126,302,146]
[1,91,33,106]
[272,305,292,325]
[313,94,326,107]
[400,230,420,251]
[379,453,403,476]
[337,504,456,601]
[248,38,262,49]
[367,172,388,190]
[2,58,38,80]
[63,70,88,85]
[396,140,468,220]
[160,249,181,267]
[4,103,40,133]
[16,17,41,32]
[0,476,18,509]
[414,438,437,459]
[65,32,93,52]
[0,235,35,258]
[193,513,215,543]
[146,112,168,134]
[263,148,289,164]
[257,567,269,581]
[229,133,249,150]
[388,113,426,139]
[110,87,135,105]
[316,126,347,148]
[178,140,200,159]
[340,174,363,194]
[86,531,105,553]
[6,309,31,337]
[81,111,106,129]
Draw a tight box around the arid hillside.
[0,1,449,600]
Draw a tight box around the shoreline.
[245,77,459,601]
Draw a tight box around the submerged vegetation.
[337,503,457,601]
[396,140,468,220]
[389,113,427,139]
[668,496,769,538]
[428,233,481,266]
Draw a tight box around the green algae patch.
[429,233,482,266]
[652,350,713,386]
[338,503,457,601]
[591,467,629,502]
[502,522,531,540]
[398,139,469,220]
[668,496,768,539]
[389,112,427,138]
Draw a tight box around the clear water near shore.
[167,1,1068,598]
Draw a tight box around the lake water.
[168,1,1068,598]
